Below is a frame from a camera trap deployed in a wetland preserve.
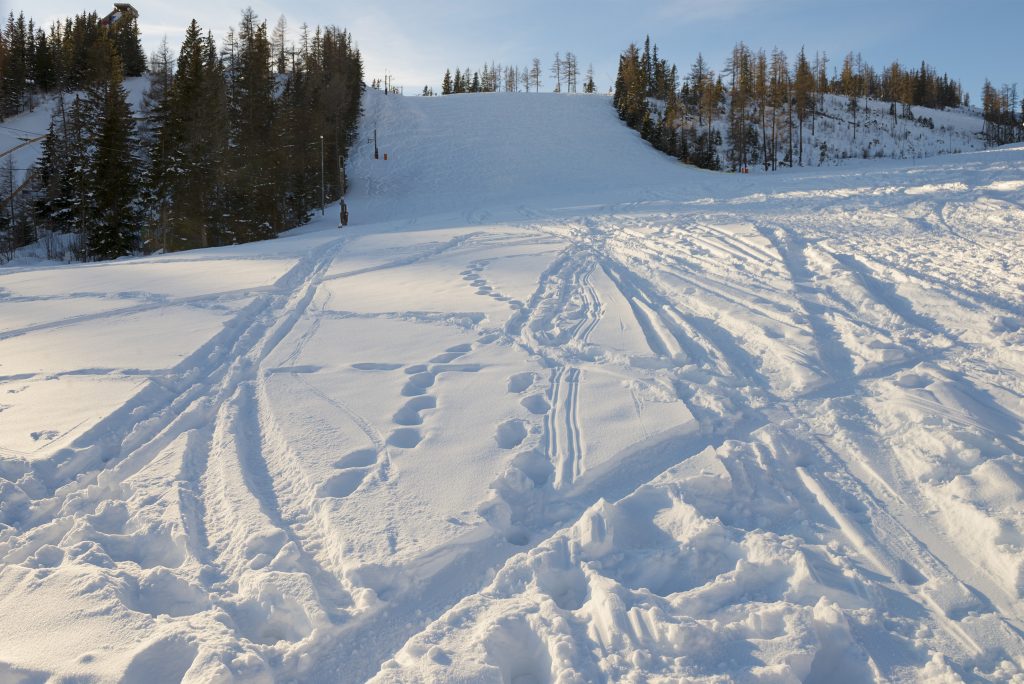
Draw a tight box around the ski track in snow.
[1,91,1024,682]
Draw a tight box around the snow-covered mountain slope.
[0,78,149,197]
[804,93,984,162]
[704,92,986,171]
[1,89,1023,682]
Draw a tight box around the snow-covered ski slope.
[0,79,150,199]
[2,90,1024,682]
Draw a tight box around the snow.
[708,93,987,171]
[1,78,150,197]
[1,89,1024,682]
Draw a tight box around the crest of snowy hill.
[1,86,1024,683]
[348,90,693,222]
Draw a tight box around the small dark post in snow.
[320,135,325,216]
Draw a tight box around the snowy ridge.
[1,89,1023,682]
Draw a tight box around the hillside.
[712,92,986,168]
[0,89,1023,682]
[0,78,150,202]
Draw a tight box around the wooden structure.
[100,4,138,27]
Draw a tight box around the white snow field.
[1,89,1024,683]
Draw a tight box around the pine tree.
[584,64,596,94]
[226,9,276,242]
[108,12,146,76]
[271,15,288,74]
[613,43,646,128]
[35,95,90,240]
[755,50,768,170]
[157,20,228,249]
[530,58,541,92]
[442,68,452,95]
[640,36,652,95]
[840,52,859,140]
[32,28,55,91]
[140,37,175,251]
[689,54,709,126]
[564,52,578,93]
[794,47,814,166]
[726,42,756,171]
[0,22,8,120]
[87,47,142,259]
[2,13,28,117]
[550,52,562,92]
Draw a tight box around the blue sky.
[25,1,1023,102]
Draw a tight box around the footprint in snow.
[495,420,528,449]
[506,372,537,394]
[388,428,423,449]
[393,396,437,426]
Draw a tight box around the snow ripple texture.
[1,89,1023,682]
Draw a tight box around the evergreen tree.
[794,47,814,166]
[271,15,288,74]
[0,23,8,120]
[140,37,175,251]
[442,68,452,95]
[769,48,789,168]
[33,28,56,91]
[2,13,28,117]
[35,95,92,241]
[226,9,276,242]
[726,42,757,171]
[840,52,859,140]
[87,48,142,259]
[613,43,647,128]
[584,64,596,94]
[689,54,709,126]
[640,36,652,95]
[157,20,229,249]
[108,12,146,76]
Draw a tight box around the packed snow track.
[1,91,1023,682]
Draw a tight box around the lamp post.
[320,135,325,216]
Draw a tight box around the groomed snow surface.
[1,90,1023,682]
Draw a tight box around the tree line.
[0,10,146,120]
[981,80,1024,146]
[615,37,1020,172]
[437,54,597,95]
[1,9,363,263]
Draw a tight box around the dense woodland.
[0,9,147,118]
[1,9,362,262]
[613,37,1024,171]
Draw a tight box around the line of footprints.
[324,258,561,500]
[389,344,481,449]
[461,261,524,312]
[333,337,552,485]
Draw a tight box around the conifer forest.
[1,9,362,261]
